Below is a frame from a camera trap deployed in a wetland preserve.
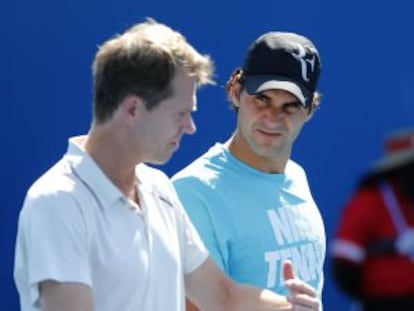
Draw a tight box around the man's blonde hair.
[92,18,214,123]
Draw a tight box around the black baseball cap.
[242,31,321,107]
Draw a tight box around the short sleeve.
[173,177,226,271]
[15,191,92,307]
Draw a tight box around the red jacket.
[332,179,414,298]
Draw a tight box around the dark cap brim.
[370,149,414,174]
[244,75,312,107]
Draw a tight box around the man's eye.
[254,94,269,106]
[284,103,302,113]
[255,94,267,101]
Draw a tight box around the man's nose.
[266,106,286,122]
[183,115,196,135]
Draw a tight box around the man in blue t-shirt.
[172,31,325,311]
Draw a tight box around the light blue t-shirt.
[172,143,326,299]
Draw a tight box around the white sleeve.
[15,191,92,308]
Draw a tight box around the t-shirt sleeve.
[15,191,92,307]
[172,177,227,272]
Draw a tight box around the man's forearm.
[223,283,292,311]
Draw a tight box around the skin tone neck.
[229,129,289,173]
[83,109,141,204]
[228,86,312,174]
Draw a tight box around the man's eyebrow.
[255,92,302,106]
[284,99,302,106]
[254,92,271,100]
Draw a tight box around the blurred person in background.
[331,129,414,311]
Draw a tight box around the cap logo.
[289,44,316,82]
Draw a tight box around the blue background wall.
[3,1,414,310]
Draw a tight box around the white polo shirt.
[14,136,208,311]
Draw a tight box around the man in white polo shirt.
[14,18,320,311]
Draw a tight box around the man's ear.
[122,94,146,119]
[229,82,242,107]
[111,94,147,126]
[305,93,321,122]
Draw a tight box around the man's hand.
[283,260,321,311]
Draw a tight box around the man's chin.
[146,153,174,166]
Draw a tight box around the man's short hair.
[92,18,214,124]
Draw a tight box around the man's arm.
[39,281,93,311]
[185,257,290,311]
[185,257,320,311]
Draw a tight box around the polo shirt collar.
[64,136,124,208]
